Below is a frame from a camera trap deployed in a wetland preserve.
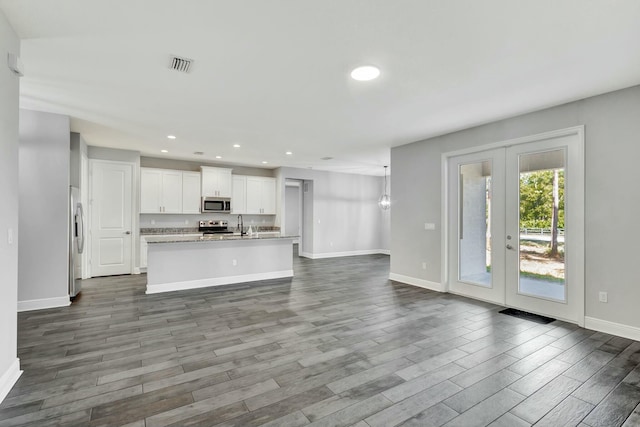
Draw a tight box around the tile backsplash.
[139,213,275,229]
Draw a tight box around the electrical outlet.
[185,219,189,225]
[599,291,608,303]
[232,259,237,266]
[422,262,427,270]
[151,219,156,225]
[424,223,435,230]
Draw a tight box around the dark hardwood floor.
[2,252,640,426]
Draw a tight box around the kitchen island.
[145,234,296,294]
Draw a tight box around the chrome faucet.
[237,214,245,236]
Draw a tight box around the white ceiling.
[2,0,639,176]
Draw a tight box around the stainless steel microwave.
[201,197,231,213]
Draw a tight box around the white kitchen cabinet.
[231,175,246,214]
[141,168,203,214]
[245,176,276,214]
[140,168,183,213]
[162,170,183,213]
[182,172,201,214]
[201,166,232,198]
[140,236,148,269]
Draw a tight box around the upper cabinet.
[140,168,201,214]
[243,176,276,215]
[231,175,247,214]
[182,172,201,214]
[201,166,232,198]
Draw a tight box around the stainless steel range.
[199,220,234,235]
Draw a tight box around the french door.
[447,130,584,324]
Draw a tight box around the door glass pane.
[518,149,566,301]
[459,161,492,287]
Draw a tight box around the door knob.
[124,231,131,235]
[506,244,514,250]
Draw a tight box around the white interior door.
[90,160,133,277]
[447,129,584,324]
[448,148,506,305]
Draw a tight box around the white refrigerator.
[69,186,85,298]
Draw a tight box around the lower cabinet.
[140,236,148,269]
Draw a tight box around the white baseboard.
[303,249,389,259]
[0,358,21,403]
[18,296,71,312]
[584,316,640,342]
[146,270,294,294]
[389,273,444,292]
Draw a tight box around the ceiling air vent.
[169,55,193,73]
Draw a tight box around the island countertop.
[145,234,297,244]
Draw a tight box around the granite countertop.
[145,233,295,244]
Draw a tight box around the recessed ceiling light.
[262,161,268,164]
[233,144,241,148]
[167,135,176,139]
[285,151,293,155]
[161,149,168,153]
[350,65,380,81]
[215,155,222,159]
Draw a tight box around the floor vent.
[169,55,193,73]
[499,308,556,324]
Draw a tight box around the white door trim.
[441,126,585,326]
[88,159,137,277]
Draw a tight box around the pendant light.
[378,166,390,210]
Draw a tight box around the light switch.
[7,228,13,244]
[424,223,435,230]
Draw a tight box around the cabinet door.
[140,168,162,213]
[161,170,183,213]
[261,178,276,214]
[201,167,217,197]
[245,177,263,214]
[231,176,246,214]
[182,172,201,213]
[140,236,148,269]
[218,169,232,198]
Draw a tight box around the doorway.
[445,128,584,324]
[89,160,134,277]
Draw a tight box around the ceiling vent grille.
[169,55,193,73]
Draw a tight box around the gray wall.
[0,9,20,394]
[18,110,71,303]
[70,132,87,188]
[391,85,640,328]
[140,157,274,177]
[285,184,301,238]
[275,167,390,255]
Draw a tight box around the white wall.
[18,110,71,309]
[275,167,389,257]
[0,8,21,402]
[391,85,640,331]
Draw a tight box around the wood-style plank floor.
[3,252,640,426]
